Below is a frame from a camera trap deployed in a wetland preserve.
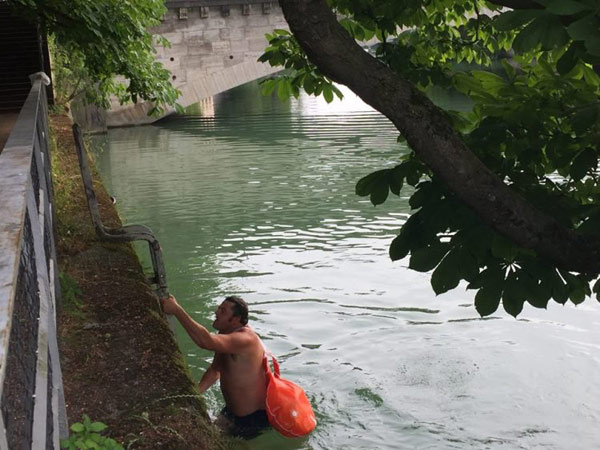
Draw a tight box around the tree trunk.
[279,0,600,275]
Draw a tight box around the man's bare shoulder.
[215,327,262,356]
[236,327,263,350]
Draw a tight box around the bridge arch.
[105,1,288,127]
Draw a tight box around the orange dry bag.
[263,354,317,438]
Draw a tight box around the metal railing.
[72,124,169,301]
[0,73,67,449]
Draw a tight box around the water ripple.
[340,304,440,314]
[253,298,335,306]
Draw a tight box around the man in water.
[161,294,269,438]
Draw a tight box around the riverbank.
[50,114,239,449]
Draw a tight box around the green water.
[91,82,600,449]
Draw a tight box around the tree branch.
[279,0,600,275]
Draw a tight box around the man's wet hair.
[225,296,248,325]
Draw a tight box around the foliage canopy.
[8,0,179,113]
[261,0,600,317]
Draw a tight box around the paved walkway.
[0,112,19,152]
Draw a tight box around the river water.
[91,82,600,449]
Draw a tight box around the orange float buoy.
[263,355,317,438]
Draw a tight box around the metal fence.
[0,73,67,449]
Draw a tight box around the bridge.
[102,0,288,127]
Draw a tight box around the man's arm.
[161,295,251,353]
[198,358,220,393]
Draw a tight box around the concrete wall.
[105,2,287,127]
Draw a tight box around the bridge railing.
[0,73,67,449]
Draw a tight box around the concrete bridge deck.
[98,1,288,127]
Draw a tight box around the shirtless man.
[161,295,269,438]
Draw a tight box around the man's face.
[212,300,240,332]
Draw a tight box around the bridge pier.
[104,1,288,127]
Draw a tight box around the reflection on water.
[92,82,600,450]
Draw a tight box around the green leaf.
[173,103,184,114]
[277,80,290,102]
[572,104,599,134]
[431,250,461,295]
[471,71,507,95]
[356,170,388,197]
[454,245,480,282]
[475,285,502,316]
[409,181,436,209]
[454,225,493,260]
[557,42,581,75]
[303,76,317,94]
[493,10,541,32]
[355,169,393,205]
[545,0,591,15]
[85,439,100,449]
[472,266,505,316]
[500,59,515,79]
[390,214,423,261]
[389,167,404,196]
[409,243,449,272]
[593,279,600,301]
[547,269,569,304]
[331,84,344,100]
[389,232,411,261]
[453,73,484,96]
[260,79,277,96]
[521,272,550,309]
[323,84,334,103]
[567,15,600,41]
[561,271,591,303]
[356,168,404,205]
[89,422,107,432]
[581,64,600,86]
[584,34,600,57]
[405,169,421,186]
[71,423,85,433]
[257,50,274,63]
[491,235,518,262]
[513,14,569,53]
[502,273,526,317]
[570,148,597,181]
[370,181,389,206]
[569,288,586,304]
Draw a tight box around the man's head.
[212,296,249,332]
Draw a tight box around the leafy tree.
[7,0,180,113]
[261,0,600,317]
[47,34,95,108]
